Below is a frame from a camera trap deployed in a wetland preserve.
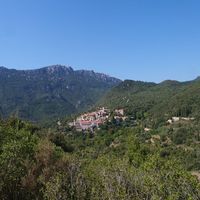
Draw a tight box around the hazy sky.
[0,0,200,82]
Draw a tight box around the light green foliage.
[0,118,200,199]
[0,118,38,199]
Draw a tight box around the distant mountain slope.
[0,65,121,121]
[99,78,200,119]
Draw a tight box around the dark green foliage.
[172,128,188,144]
[0,118,38,199]
[49,133,75,153]
[1,73,200,199]
[0,66,120,122]
[99,78,200,121]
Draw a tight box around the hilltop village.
[67,108,196,133]
[68,107,126,131]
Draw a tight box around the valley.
[1,1,200,199]
[0,66,200,199]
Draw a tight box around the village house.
[79,120,93,130]
[167,116,195,124]
[144,128,151,132]
[181,117,195,121]
[115,109,124,116]
[172,117,180,122]
[167,119,173,124]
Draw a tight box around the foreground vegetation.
[0,117,200,200]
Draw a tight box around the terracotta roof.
[80,121,92,125]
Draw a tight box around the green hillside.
[99,78,200,121]
[0,65,120,122]
[1,66,200,199]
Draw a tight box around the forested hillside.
[99,78,200,121]
[0,65,120,122]
[1,68,200,199]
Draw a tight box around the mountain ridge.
[0,65,121,122]
[0,65,120,80]
[1,65,200,122]
[99,77,200,122]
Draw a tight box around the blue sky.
[0,0,200,82]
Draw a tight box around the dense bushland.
[0,118,199,199]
